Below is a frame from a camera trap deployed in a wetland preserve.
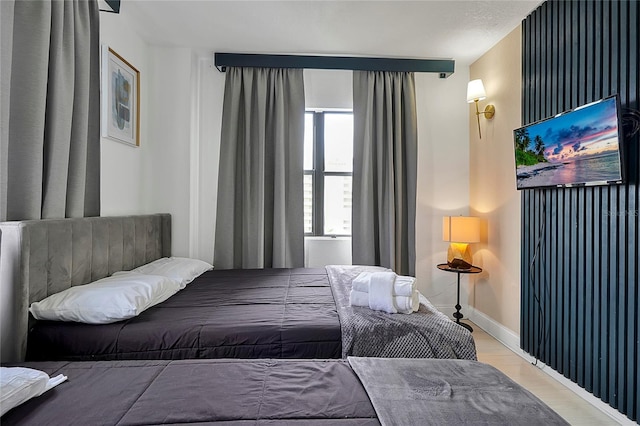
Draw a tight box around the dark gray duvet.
[1,358,568,425]
[2,359,378,425]
[27,268,342,361]
[26,266,477,362]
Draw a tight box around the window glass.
[324,114,353,172]
[303,174,313,234]
[323,176,352,235]
[304,113,314,170]
[303,111,353,236]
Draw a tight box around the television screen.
[513,95,624,190]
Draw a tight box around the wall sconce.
[442,216,481,269]
[467,79,495,139]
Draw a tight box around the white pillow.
[130,256,213,288]
[0,367,67,416]
[29,273,181,324]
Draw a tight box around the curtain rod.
[214,53,455,78]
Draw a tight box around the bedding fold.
[327,265,477,360]
[348,357,569,426]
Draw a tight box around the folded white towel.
[352,272,416,297]
[393,276,416,297]
[352,272,374,293]
[368,272,397,314]
[349,290,369,307]
[394,290,420,314]
[350,272,420,314]
[349,288,420,314]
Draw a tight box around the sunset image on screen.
[513,96,623,189]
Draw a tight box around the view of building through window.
[304,111,353,236]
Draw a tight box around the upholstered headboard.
[0,214,171,362]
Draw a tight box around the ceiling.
[122,0,541,66]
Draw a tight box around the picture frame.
[101,46,140,147]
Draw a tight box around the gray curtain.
[352,71,418,276]
[0,0,100,222]
[214,67,305,269]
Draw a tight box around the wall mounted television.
[513,94,624,190]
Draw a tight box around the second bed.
[1,214,475,363]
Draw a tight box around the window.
[304,111,353,236]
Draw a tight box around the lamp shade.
[466,79,487,103]
[443,216,481,243]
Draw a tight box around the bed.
[27,268,343,360]
[1,357,568,425]
[0,214,476,363]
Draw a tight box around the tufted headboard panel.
[0,214,171,362]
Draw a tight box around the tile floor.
[470,320,624,425]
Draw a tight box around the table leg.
[453,272,473,333]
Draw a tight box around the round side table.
[437,263,482,332]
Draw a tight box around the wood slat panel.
[521,0,639,420]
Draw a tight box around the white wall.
[305,69,353,110]
[100,10,195,256]
[101,11,199,258]
[193,59,224,263]
[99,10,149,216]
[469,27,522,334]
[144,46,194,257]
[414,69,472,308]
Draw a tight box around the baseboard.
[432,304,451,316]
[466,306,521,349]
[467,306,635,426]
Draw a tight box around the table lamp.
[442,216,480,269]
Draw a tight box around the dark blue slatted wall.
[521,0,639,421]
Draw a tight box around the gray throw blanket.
[348,357,570,426]
[326,265,477,360]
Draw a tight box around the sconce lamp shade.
[467,79,494,139]
[466,79,487,103]
[443,216,481,243]
[443,216,480,269]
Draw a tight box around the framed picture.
[101,46,140,147]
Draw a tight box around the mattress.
[1,358,569,426]
[27,268,342,361]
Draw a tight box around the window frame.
[304,110,353,237]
